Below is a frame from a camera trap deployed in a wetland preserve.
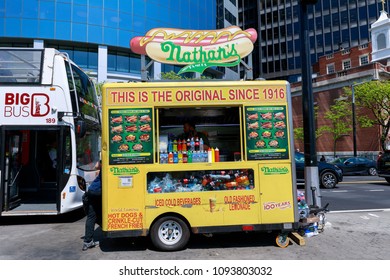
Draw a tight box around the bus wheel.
[150,216,190,251]
[275,233,290,248]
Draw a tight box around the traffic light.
[301,0,318,4]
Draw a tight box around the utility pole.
[299,0,321,207]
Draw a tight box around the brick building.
[291,42,390,158]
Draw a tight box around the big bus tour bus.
[0,48,101,216]
[101,80,298,250]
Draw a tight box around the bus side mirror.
[76,120,86,138]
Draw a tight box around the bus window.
[158,107,241,162]
[76,129,100,171]
[71,64,100,122]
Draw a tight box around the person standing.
[179,120,210,151]
[82,161,102,251]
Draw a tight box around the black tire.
[320,171,337,189]
[368,167,377,176]
[150,216,190,251]
[386,177,390,184]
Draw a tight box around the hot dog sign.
[130,26,257,74]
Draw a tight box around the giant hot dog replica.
[130,26,257,74]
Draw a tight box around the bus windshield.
[0,49,42,84]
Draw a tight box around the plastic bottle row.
[168,137,204,153]
[160,148,219,164]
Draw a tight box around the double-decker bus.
[0,48,101,216]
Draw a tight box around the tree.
[321,97,352,157]
[293,105,324,148]
[160,71,211,80]
[345,81,390,150]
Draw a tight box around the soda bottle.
[195,137,199,151]
[168,139,173,153]
[178,151,183,163]
[183,152,188,163]
[199,138,204,151]
[187,150,193,163]
[211,147,215,163]
[182,139,187,151]
[187,138,191,151]
[168,152,173,164]
[173,139,178,152]
[214,147,220,162]
[159,151,164,164]
[178,139,182,151]
[190,137,195,151]
[173,152,178,163]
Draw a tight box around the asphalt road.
[321,176,390,211]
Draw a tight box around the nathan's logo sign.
[110,166,140,176]
[130,26,257,74]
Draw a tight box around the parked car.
[377,151,390,184]
[295,152,343,189]
[330,157,377,176]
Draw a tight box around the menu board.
[109,108,153,165]
[245,106,289,160]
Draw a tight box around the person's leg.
[84,203,96,243]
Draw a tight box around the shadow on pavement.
[0,208,86,225]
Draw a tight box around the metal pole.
[352,86,357,157]
[300,1,321,207]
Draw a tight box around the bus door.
[0,130,23,211]
[0,127,66,215]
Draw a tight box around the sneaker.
[82,240,99,251]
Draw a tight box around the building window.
[360,55,369,65]
[327,63,335,74]
[342,59,351,70]
[377,33,387,50]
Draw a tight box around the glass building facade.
[0,0,216,81]
[239,0,388,82]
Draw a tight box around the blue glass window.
[73,0,87,5]
[90,0,103,7]
[6,0,21,17]
[72,23,87,42]
[104,27,118,45]
[119,30,132,48]
[39,0,55,20]
[104,9,118,28]
[39,20,55,38]
[119,12,132,30]
[55,21,71,40]
[0,19,4,36]
[5,18,21,36]
[133,15,145,31]
[119,1,132,14]
[88,25,103,43]
[133,0,145,17]
[117,52,130,72]
[73,49,88,68]
[89,7,103,26]
[21,19,38,37]
[105,0,118,10]
[130,55,141,74]
[107,53,116,71]
[146,2,160,19]
[73,5,87,23]
[22,0,38,19]
[88,51,98,70]
[56,3,71,22]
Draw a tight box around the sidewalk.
[294,209,390,259]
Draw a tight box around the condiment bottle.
[214,147,220,162]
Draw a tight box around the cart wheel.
[150,216,190,251]
[275,233,290,248]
